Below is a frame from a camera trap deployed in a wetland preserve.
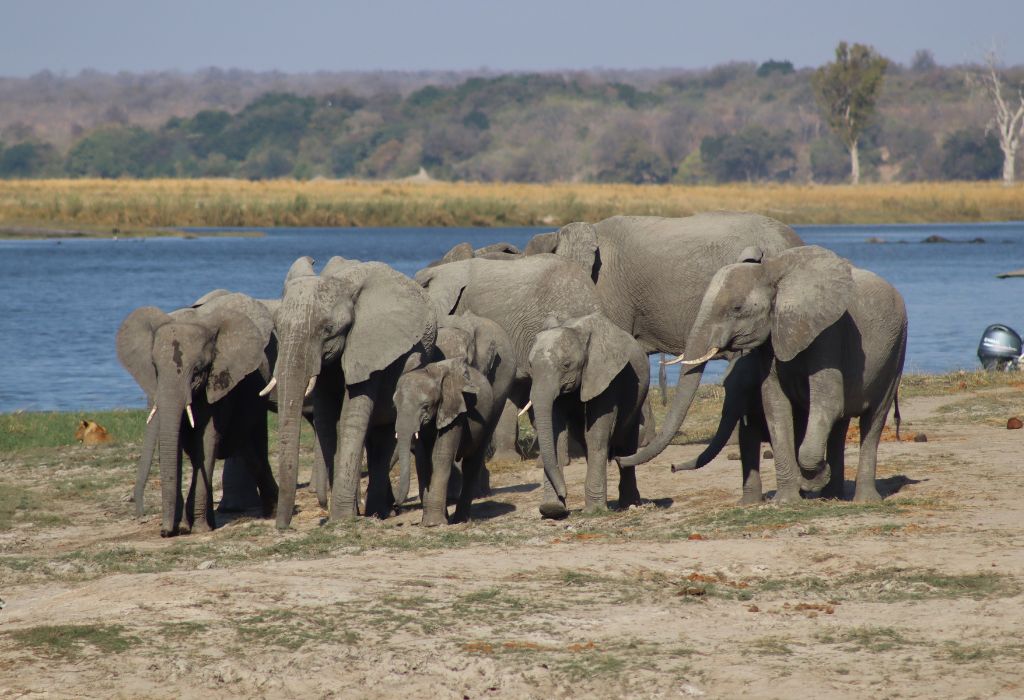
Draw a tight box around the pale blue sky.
[1,0,1021,76]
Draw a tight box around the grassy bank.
[1,180,1023,230]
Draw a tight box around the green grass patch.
[233,608,359,651]
[829,626,911,652]
[0,409,147,452]
[0,482,69,530]
[6,624,137,658]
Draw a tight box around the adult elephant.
[523,213,803,468]
[267,256,436,528]
[665,246,907,503]
[415,254,602,514]
[117,293,279,536]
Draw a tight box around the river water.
[2,221,1023,412]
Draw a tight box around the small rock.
[762,449,774,459]
[727,451,740,461]
[1007,417,1023,430]
[922,234,951,244]
[196,560,217,570]
[865,236,886,244]
[747,604,760,613]
[913,433,928,442]
[687,533,705,541]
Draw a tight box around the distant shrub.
[941,128,1002,181]
[757,60,795,78]
[700,127,795,182]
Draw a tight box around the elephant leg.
[583,403,615,513]
[738,412,765,505]
[312,397,340,509]
[134,416,159,518]
[761,372,801,504]
[414,440,431,504]
[420,436,450,527]
[797,367,844,491]
[308,420,329,508]
[330,388,372,520]
[853,408,885,503]
[451,452,483,524]
[490,399,522,461]
[243,416,278,518]
[820,418,850,500]
[218,454,262,513]
[364,427,397,519]
[191,423,218,532]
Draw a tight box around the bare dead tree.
[972,51,1024,185]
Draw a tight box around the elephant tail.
[893,391,901,441]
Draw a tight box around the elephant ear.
[524,231,558,255]
[204,309,267,404]
[116,306,172,400]
[765,246,855,362]
[343,263,435,385]
[571,314,634,403]
[437,359,479,430]
[554,222,599,278]
[285,256,316,284]
[415,261,469,317]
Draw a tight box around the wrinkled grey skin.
[427,313,517,495]
[667,246,907,503]
[528,313,650,518]
[117,293,279,537]
[270,256,436,528]
[426,241,522,267]
[415,254,600,513]
[524,214,804,472]
[393,357,505,526]
[671,351,773,504]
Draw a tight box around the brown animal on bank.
[74,419,112,445]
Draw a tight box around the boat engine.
[977,323,1024,371]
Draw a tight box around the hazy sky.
[2,0,1022,76]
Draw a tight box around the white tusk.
[304,375,317,398]
[146,405,157,424]
[665,347,720,366]
[185,404,195,428]
[518,400,533,418]
[395,432,399,439]
[662,353,686,366]
[258,376,278,397]
[414,431,419,440]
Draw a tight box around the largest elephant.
[267,256,436,528]
[523,213,804,468]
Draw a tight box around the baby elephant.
[393,357,503,526]
[528,313,650,518]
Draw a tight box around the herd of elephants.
[116,212,908,537]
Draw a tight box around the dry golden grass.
[1,179,1022,229]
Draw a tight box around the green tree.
[0,141,59,177]
[812,42,889,184]
[700,127,795,182]
[941,128,1002,180]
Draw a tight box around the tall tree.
[812,42,889,184]
[971,51,1024,185]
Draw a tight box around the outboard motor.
[978,323,1024,371]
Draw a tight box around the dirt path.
[1,388,1023,698]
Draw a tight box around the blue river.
[2,221,1023,412]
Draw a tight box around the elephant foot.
[449,508,471,525]
[616,489,642,510]
[475,467,492,498]
[421,511,448,527]
[191,518,213,534]
[819,481,845,500]
[159,525,180,538]
[738,491,764,506]
[539,498,569,520]
[583,500,608,515]
[852,487,882,504]
[772,486,802,505]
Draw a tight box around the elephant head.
[525,222,599,280]
[527,313,636,509]
[622,245,854,467]
[268,256,435,528]
[116,294,271,536]
[392,358,479,524]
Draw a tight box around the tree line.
[0,47,1020,184]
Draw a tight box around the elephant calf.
[527,313,650,518]
[393,357,506,526]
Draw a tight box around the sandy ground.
[1,387,1023,699]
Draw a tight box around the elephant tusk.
[185,404,195,429]
[414,431,419,440]
[258,376,278,397]
[518,400,532,418]
[146,405,157,424]
[395,432,398,439]
[664,347,720,366]
[304,375,317,398]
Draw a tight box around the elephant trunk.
[134,410,160,517]
[274,340,317,530]
[422,426,460,526]
[617,363,706,467]
[157,387,188,537]
[671,382,743,472]
[531,386,568,503]
[394,415,420,506]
